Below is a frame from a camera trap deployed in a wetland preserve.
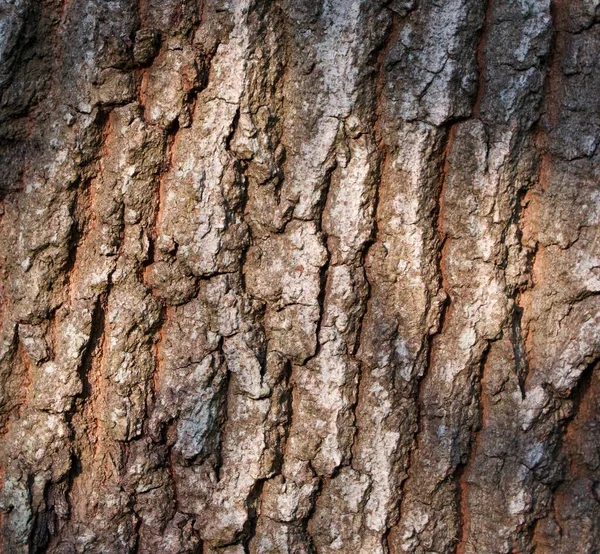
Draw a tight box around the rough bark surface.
[0,1,599,553]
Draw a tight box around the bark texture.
[1,1,600,553]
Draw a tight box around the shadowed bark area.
[0,1,599,553]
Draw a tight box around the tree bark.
[1,1,599,552]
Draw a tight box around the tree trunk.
[1,1,599,552]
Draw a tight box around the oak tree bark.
[1,1,600,553]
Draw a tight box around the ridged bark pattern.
[0,1,599,553]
